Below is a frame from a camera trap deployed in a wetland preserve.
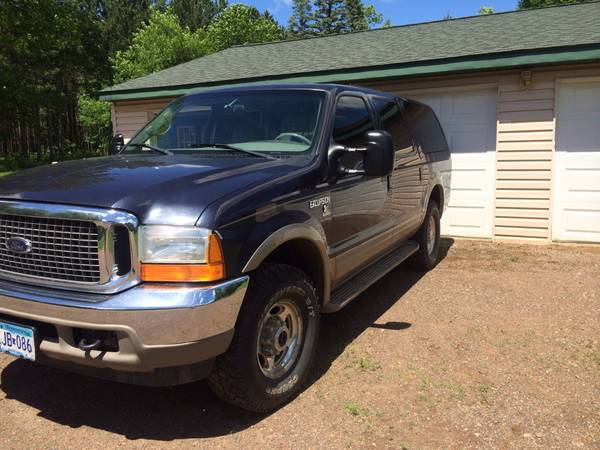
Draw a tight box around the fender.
[241,223,333,305]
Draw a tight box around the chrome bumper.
[0,276,249,372]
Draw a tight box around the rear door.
[371,96,425,241]
[328,94,394,283]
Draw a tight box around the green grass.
[344,402,361,416]
[0,172,13,177]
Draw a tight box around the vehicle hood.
[0,154,295,226]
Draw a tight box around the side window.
[372,97,414,156]
[404,101,448,153]
[332,96,375,147]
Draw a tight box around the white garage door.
[409,88,498,238]
[553,81,600,242]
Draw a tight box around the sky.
[238,0,520,28]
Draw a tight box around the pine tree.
[310,0,346,35]
[288,0,313,37]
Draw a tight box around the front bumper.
[0,276,249,380]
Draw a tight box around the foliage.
[288,0,313,37]
[203,5,284,53]
[77,93,112,154]
[518,0,586,8]
[288,0,385,36]
[112,9,207,83]
[478,5,495,14]
[0,0,108,163]
[170,0,228,32]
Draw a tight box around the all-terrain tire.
[407,201,441,270]
[208,263,320,413]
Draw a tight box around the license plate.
[0,322,36,361]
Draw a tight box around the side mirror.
[109,134,125,155]
[363,130,394,177]
[328,130,394,179]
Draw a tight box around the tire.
[208,263,320,413]
[408,201,441,270]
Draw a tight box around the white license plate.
[0,322,36,361]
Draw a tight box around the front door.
[328,94,394,283]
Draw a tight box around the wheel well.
[262,239,325,304]
[429,184,444,211]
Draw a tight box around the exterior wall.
[362,62,600,243]
[112,97,175,141]
[109,62,600,243]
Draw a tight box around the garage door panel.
[410,88,497,238]
[554,81,600,242]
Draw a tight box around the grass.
[0,172,13,177]
[355,356,382,372]
[477,383,491,403]
[344,402,361,416]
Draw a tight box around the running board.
[323,240,419,313]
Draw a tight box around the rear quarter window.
[404,101,449,154]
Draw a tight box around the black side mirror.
[328,130,394,179]
[109,134,125,155]
[363,130,394,177]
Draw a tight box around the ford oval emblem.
[6,237,32,254]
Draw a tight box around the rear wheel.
[208,263,320,413]
[408,201,441,270]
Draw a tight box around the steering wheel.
[274,133,311,145]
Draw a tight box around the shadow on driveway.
[0,239,453,441]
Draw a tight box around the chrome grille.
[0,214,101,283]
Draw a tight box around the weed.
[345,402,361,416]
[477,383,491,403]
[356,356,382,372]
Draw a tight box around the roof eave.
[98,45,600,102]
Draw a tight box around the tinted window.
[332,96,375,147]
[372,97,414,155]
[404,101,448,153]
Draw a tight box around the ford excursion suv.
[0,84,450,412]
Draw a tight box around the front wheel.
[208,263,320,412]
[408,201,441,270]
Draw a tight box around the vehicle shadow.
[0,238,453,441]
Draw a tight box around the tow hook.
[78,338,102,351]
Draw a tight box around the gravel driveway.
[0,239,598,449]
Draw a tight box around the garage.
[407,88,498,238]
[99,2,600,243]
[553,80,600,243]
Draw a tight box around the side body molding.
[241,224,333,305]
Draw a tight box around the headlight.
[138,226,224,282]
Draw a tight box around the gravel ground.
[0,239,598,449]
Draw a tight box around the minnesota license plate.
[0,322,36,361]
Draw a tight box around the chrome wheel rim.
[426,215,436,255]
[257,299,303,379]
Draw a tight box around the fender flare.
[241,224,333,305]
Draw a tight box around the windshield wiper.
[127,143,173,155]
[189,143,274,159]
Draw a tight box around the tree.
[346,0,384,31]
[478,5,495,14]
[0,0,109,162]
[170,0,228,32]
[310,0,346,34]
[112,9,207,83]
[204,5,284,53]
[518,0,586,8]
[288,0,313,36]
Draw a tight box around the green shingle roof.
[99,1,600,100]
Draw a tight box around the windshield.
[124,90,326,158]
